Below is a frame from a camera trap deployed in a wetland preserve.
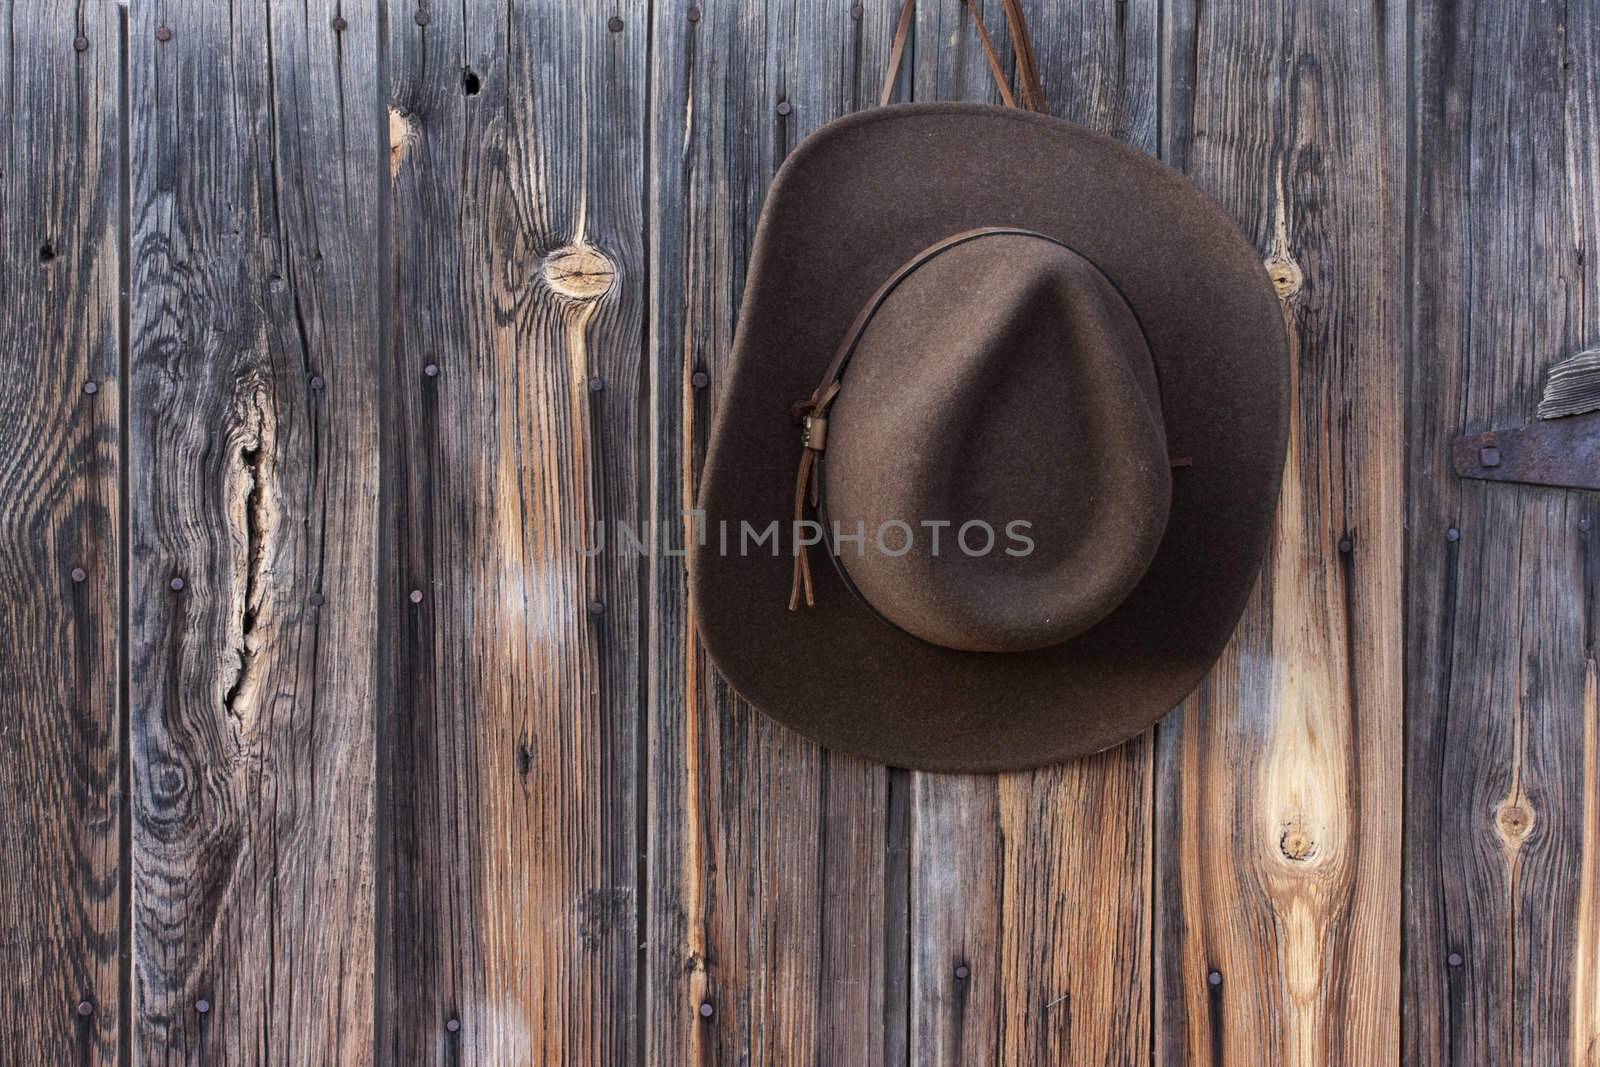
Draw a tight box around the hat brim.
[689,103,1289,771]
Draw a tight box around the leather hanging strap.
[879,0,921,107]
[997,0,1046,112]
[878,0,1047,113]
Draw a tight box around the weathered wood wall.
[0,3,123,1064]
[1405,0,1600,1063]
[1154,2,1407,1064]
[127,0,382,1061]
[0,0,1596,1064]
[382,2,645,1062]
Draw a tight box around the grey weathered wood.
[127,1,381,1060]
[883,765,912,1066]
[1154,0,1407,1063]
[1538,349,1600,420]
[645,1,897,1062]
[1406,0,1600,1061]
[907,3,1159,1064]
[0,4,123,1063]
[380,0,646,1062]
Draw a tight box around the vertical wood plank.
[645,1,897,1063]
[1405,0,1600,1061]
[127,0,381,1062]
[380,0,646,1062]
[906,3,1158,1065]
[1154,0,1406,1063]
[0,3,123,1062]
[1576,661,1600,1065]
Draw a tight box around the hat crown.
[822,233,1172,652]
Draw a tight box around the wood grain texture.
[127,1,380,1061]
[0,3,123,1063]
[1576,660,1600,1065]
[380,0,646,1062]
[645,1,897,1063]
[1405,0,1600,1061]
[906,3,1158,1064]
[1154,0,1406,1063]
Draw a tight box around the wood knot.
[543,245,617,301]
[1265,255,1303,299]
[1496,802,1534,842]
[1278,823,1317,862]
[389,108,418,179]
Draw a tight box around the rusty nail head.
[1478,446,1501,467]
[424,362,440,378]
[1207,970,1222,986]
[953,964,970,980]
[851,3,864,17]
[414,10,431,26]
[156,26,173,42]
[409,589,424,604]
[698,1001,714,1018]
[691,371,709,389]
[688,5,701,21]
[1446,527,1460,542]
[310,375,325,390]
[1447,952,1463,967]
[588,376,605,392]
[332,16,348,31]
[170,576,185,591]
[71,567,87,583]
[77,1000,94,1016]
[1338,537,1352,554]
[446,1017,461,1033]
[74,35,90,52]
[777,99,793,116]
[609,15,625,31]
[589,600,606,616]
[83,380,99,395]
[309,592,325,607]
[195,999,210,1014]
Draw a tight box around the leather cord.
[998,0,1047,112]
[878,0,1047,113]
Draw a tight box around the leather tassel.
[789,448,817,610]
[788,381,842,610]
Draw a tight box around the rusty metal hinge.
[1453,412,1600,491]
[1454,350,1600,491]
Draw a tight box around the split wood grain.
[645,1,898,1063]
[1405,0,1600,1061]
[0,4,123,1063]
[127,0,382,1063]
[380,1,646,1063]
[1538,349,1600,420]
[1154,1,1407,1063]
[905,3,1159,1065]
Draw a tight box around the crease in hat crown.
[801,229,1174,653]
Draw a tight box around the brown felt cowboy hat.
[688,1,1288,771]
